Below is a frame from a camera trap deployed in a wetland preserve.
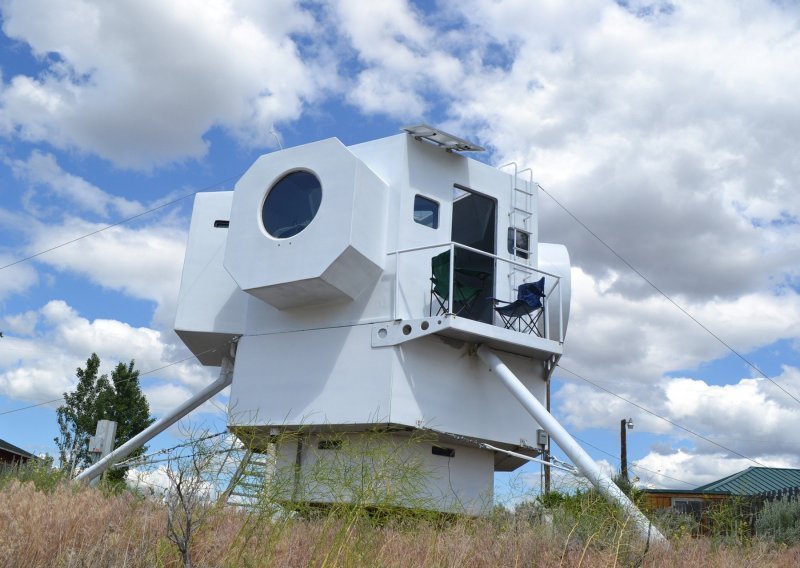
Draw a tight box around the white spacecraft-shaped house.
[172,126,570,514]
[78,126,663,541]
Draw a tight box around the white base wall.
[263,431,494,516]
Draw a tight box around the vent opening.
[432,446,455,458]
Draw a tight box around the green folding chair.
[429,250,482,316]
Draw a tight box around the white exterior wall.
[270,432,494,515]
[229,326,546,447]
[174,192,248,365]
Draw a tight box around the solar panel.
[401,124,485,152]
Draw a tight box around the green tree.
[55,353,154,483]
[104,360,155,483]
[55,354,111,476]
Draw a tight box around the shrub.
[756,497,800,545]
[0,457,65,493]
[705,496,751,544]
[650,507,700,539]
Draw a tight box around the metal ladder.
[499,162,536,296]
[223,448,274,508]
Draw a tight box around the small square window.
[414,195,439,229]
[507,228,530,259]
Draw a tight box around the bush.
[650,507,700,539]
[756,497,800,545]
[0,457,65,492]
[533,488,649,566]
[705,496,751,544]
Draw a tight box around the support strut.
[476,345,666,546]
[76,356,235,484]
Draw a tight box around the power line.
[570,433,695,488]
[0,172,244,272]
[0,346,225,417]
[557,363,767,467]
[537,182,800,407]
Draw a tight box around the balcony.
[371,242,566,361]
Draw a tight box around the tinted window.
[262,170,322,238]
[507,227,530,260]
[413,195,439,229]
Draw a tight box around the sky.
[1,0,800,498]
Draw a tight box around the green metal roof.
[694,467,800,495]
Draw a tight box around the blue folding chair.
[492,277,546,335]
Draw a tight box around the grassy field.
[2,479,800,568]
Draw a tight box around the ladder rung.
[230,491,258,498]
[242,471,268,477]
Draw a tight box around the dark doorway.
[451,185,496,323]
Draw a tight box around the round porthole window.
[261,170,322,239]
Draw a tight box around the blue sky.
[2,0,800,497]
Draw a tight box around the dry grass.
[2,480,800,567]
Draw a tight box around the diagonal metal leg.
[475,345,667,547]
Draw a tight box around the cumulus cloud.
[143,382,228,416]
[9,151,145,218]
[334,0,466,118]
[23,216,186,309]
[0,253,37,301]
[0,300,218,405]
[635,449,798,490]
[1,309,38,336]
[0,0,328,168]
[0,150,191,333]
[127,465,171,494]
[560,268,800,383]
[447,0,800,301]
[556,365,800,484]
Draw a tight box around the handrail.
[388,241,564,342]
[388,241,563,281]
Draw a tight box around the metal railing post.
[393,252,399,320]
[558,281,564,342]
[448,243,455,314]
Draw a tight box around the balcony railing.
[388,241,564,343]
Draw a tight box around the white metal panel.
[224,138,389,309]
[174,192,248,365]
[388,335,547,446]
[228,325,393,427]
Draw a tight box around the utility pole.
[620,418,633,482]
[88,419,117,487]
